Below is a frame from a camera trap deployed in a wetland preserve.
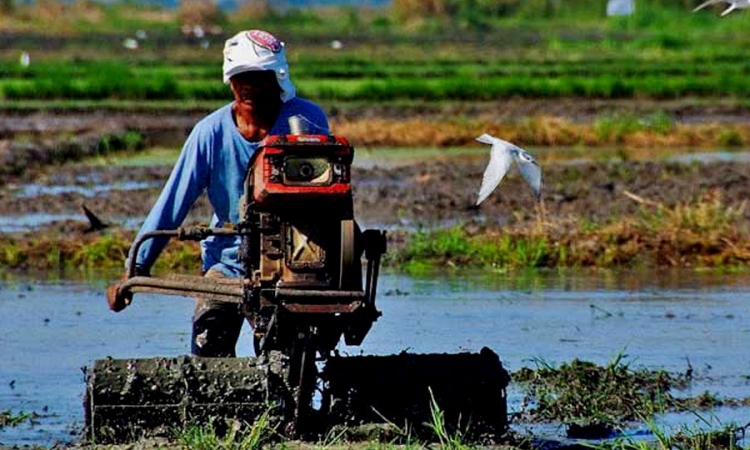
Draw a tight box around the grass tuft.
[180,408,272,450]
[427,387,470,450]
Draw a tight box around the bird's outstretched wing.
[721,3,738,15]
[476,133,497,145]
[693,0,725,11]
[514,150,543,202]
[475,134,513,205]
[81,203,108,232]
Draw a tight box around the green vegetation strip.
[391,194,750,272]
[0,231,201,273]
[2,194,748,273]
[9,60,750,101]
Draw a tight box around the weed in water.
[584,414,746,450]
[513,353,684,428]
[0,409,35,428]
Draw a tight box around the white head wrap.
[222,30,296,103]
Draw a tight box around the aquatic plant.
[584,415,747,450]
[512,353,687,428]
[0,409,36,428]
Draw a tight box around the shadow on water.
[0,268,749,446]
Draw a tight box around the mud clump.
[85,354,293,444]
[323,347,510,442]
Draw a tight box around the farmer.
[106,30,329,357]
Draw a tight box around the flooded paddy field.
[1,109,750,448]
[0,269,749,447]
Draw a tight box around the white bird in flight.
[693,0,750,16]
[19,51,30,68]
[475,134,542,206]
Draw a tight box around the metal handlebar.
[126,226,247,278]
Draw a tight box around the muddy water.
[1,269,749,447]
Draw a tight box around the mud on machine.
[87,126,509,443]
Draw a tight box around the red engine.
[251,134,353,208]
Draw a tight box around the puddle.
[12,181,159,198]
[666,151,750,164]
[0,214,145,233]
[113,146,750,172]
[354,147,750,169]
[0,269,749,446]
[0,214,84,233]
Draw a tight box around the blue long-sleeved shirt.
[130,98,329,277]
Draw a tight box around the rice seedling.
[9,50,750,103]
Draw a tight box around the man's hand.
[107,277,132,312]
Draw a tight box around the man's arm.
[128,129,211,275]
[109,129,210,312]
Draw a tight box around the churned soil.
[0,157,748,234]
[1,102,749,237]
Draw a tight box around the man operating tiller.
[106,30,329,357]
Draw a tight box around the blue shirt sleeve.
[128,127,210,273]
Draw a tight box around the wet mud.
[323,347,510,442]
[85,354,291,444]
[1,157,749,235]
[2,102,750,236]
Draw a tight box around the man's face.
[230,70,281,109]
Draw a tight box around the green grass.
[427,388,470,450]
[180,408,273,450]
[85,146,179,167]
[392,227,554,271]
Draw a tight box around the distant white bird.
[693,0,750,16]
[330,39,343,50]
[123,38,139,50]
[475,134,542,205]
[19,51,30,68]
